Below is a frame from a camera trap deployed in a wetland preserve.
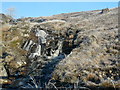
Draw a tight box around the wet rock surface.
[0,7,119,89]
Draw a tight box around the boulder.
[101,8,109,14]
[0,63,9,84]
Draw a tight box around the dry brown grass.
[0,25,10,31]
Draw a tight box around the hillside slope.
[0,7,119,89]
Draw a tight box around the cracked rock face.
[22,25,65,60]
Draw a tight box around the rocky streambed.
[0,8,120,89]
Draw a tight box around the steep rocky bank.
[0,7,119,89]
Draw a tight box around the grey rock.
[28,44,41,59]
[0,63,8,84]
[0,64,7,77]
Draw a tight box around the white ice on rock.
[22,40,34,51]
[35,29,48,44]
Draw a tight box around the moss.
[10,39,21,48]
